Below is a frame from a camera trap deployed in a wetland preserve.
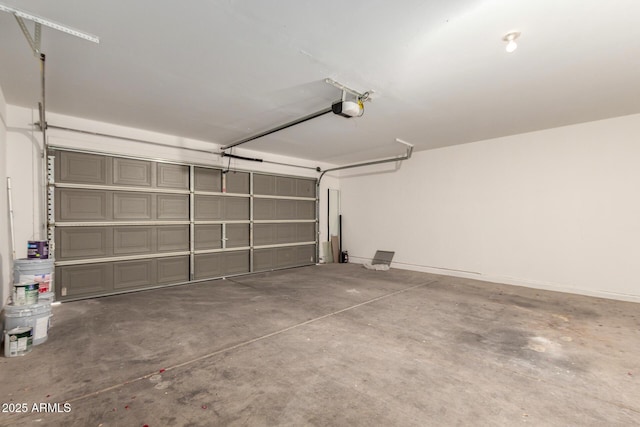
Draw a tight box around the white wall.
[0,85,9,307]
[5,107,46,262]
[341,113,640,302]
[6,105,340,278]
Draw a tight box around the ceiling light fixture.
[502,31,520,53]
[0,3,100,43]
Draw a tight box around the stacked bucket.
[2,241,54,357]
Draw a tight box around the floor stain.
[154,381,172,390]
[528,343,546,353]
[457,328,530,357]
[526,337,562,356]
[552,314,570,322]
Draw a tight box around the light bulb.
[502,31,520,54]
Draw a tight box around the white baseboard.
[349,256,640,304]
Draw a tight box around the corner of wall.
[0,85,10,308]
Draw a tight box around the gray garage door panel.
[226,224,250,248]
[254,174,316,198]
[194,167,222,192]
[194,224,222,250]
[253,223,315,246]
[56,152,192,192]
[56,263,113,298]
[156,256,190,285]
[277,223,296,243]
[113,259,156,290]
[225,250,250,274]
[253,174,276,195]
[253,249,274,272]
[56,190,191,222]
[56,188,111,221]
[296,179,315,198]
[157,163,189,189]
[225,197,250,220]
[193,195,248,221]
[194,253,222,279]
[253,223,276,246]
[113,226,154,255]
[194,251,250,279]
[57,256,189,298]
[157,194,189,219]
[53,150,317,300]
[113,192,153,220]
[195,195,223,220]
[296,200,315,219]
[295,223,315,242]
[253,244,315,271]
[276,199,296,218]
[113,158,152,187]
[275,247,295,268]
[294,244,316,265]
[225,171,250,194]
[56,226,188,261]
[253,198,276,220]
[275,176,296,196]
[254,199,315,220]
[56,227,111,260]
[157,226,190,252]
[56,151,109,185]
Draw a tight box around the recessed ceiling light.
[503,31,520,53]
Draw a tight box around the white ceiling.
[1,0,639,164]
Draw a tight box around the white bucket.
[3,302,52,346]
[12,282,39,306]
[4,326,33,357]
[13,258,55,294]
[39,292,55,304]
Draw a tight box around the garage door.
[49,149,317,301]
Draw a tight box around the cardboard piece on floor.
[331,235,340,263]
[372,250,395,265]
[322,241,333,263]
[364,263,389,271]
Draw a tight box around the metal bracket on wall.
[46,155,56,258]
[189,165,195,281]
[0,3,100,44]
[324,78,372,102]
[1,3,99,243]
[249,172,255,273]
[13,14,41,56]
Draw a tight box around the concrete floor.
[1,264,639,426]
